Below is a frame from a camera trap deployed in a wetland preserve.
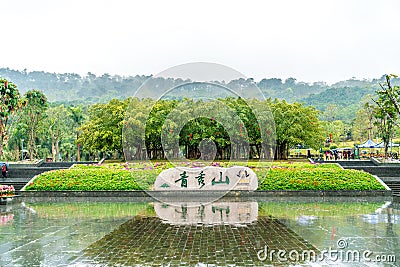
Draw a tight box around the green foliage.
[321,120,346,145]
[44,105,74,161]
[270,99,323,159]
[78,99,129,153]
[24,89,47,106]
[0,78,24,158]
[3,69,399,160]
[303,86,377,122]
[0,78,23,117]
[3,67,395,123]
[258,165,385,190]
[25,167,144,191]
[21,89,48,159]
[373,75,400,158]
[352,102,377,142]
[85,97,322,160]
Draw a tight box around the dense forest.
[1,67,398,122]
[1,67,399,162]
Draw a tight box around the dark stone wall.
[330,160,377,167]
[344,166,400,177]
[38,161,96,168]
[2,162,96,192]
[19,189,392,198]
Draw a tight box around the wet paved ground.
[77,216,316,266]
[0,199,399,266]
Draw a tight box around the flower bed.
[0,185,15,197]
[23,161,386,191]
[24,168,144,191]
[257,168,385,190]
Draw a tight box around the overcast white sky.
[2,0,399,84]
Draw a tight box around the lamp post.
[21,139,24,161]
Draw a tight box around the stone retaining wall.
[20,189,392,198]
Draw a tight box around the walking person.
[2,163,7,179]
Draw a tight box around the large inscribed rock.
[154,166,257,191]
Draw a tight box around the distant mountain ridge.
[1,67,397,121]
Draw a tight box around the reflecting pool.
[0,197,398,266]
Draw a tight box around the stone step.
[0,179,29,184]
[6,167,68,178]
[384,182,400,195]
[386,186,400,190]
[385,181,400,185]
[380,177,400,182]
[332,160,377,167]
[342,166,400,177]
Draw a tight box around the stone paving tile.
[72,216,320,266]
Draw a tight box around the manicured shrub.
[24,168,146,191]
[257,168,385,190]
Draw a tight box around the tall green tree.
[377,75,400,120]
[373,75,399,158]
[69,105,85,161]
[352,103,376,143]
[78,99,128,156]
[270,99,323,159]
[21,90,48,160]
[0,78,24,158]
[123,98,154,160]
[44,105,72,161]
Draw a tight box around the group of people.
[324,150,353,160]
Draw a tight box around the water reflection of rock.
[154,201,258,225]
[80,214,317,267]
[295,215,318,226]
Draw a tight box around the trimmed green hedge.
[257,168,385,190]
[24,168,147,191]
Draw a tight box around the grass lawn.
[24,161,386,191]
